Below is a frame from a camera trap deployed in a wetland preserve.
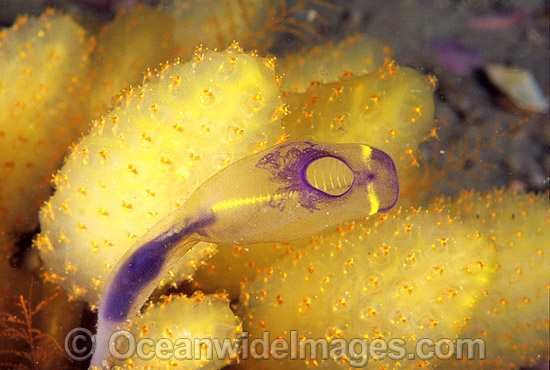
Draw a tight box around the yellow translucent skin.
[186,140,399,244]
[91,140,398,368]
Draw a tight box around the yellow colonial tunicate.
[113,292,242,370]
[237,191,548,369]
[0,10,93,232]
[35,46,285,305]
[86,4,178,117]
[277,34,387,93]
[194,59,436,299]
[445,191,549,369]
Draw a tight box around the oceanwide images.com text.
[65,328,486,367]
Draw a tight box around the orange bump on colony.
[113,292,241,369]
[36,48,285,304]
[0,10,94,232]
[238,191,548,369]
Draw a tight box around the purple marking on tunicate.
[256,142,399,213]
[256,142,357,212]
[430,38,484,76]
[102,234,179,322]
[102,216,214,322]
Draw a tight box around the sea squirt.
[91,140,399,367]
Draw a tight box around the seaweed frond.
[0,277,67,370]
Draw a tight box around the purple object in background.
[429,37,484,76]
[468,10,527,31]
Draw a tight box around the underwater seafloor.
[0,0,548,370]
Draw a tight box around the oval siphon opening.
[305,156,354,196]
